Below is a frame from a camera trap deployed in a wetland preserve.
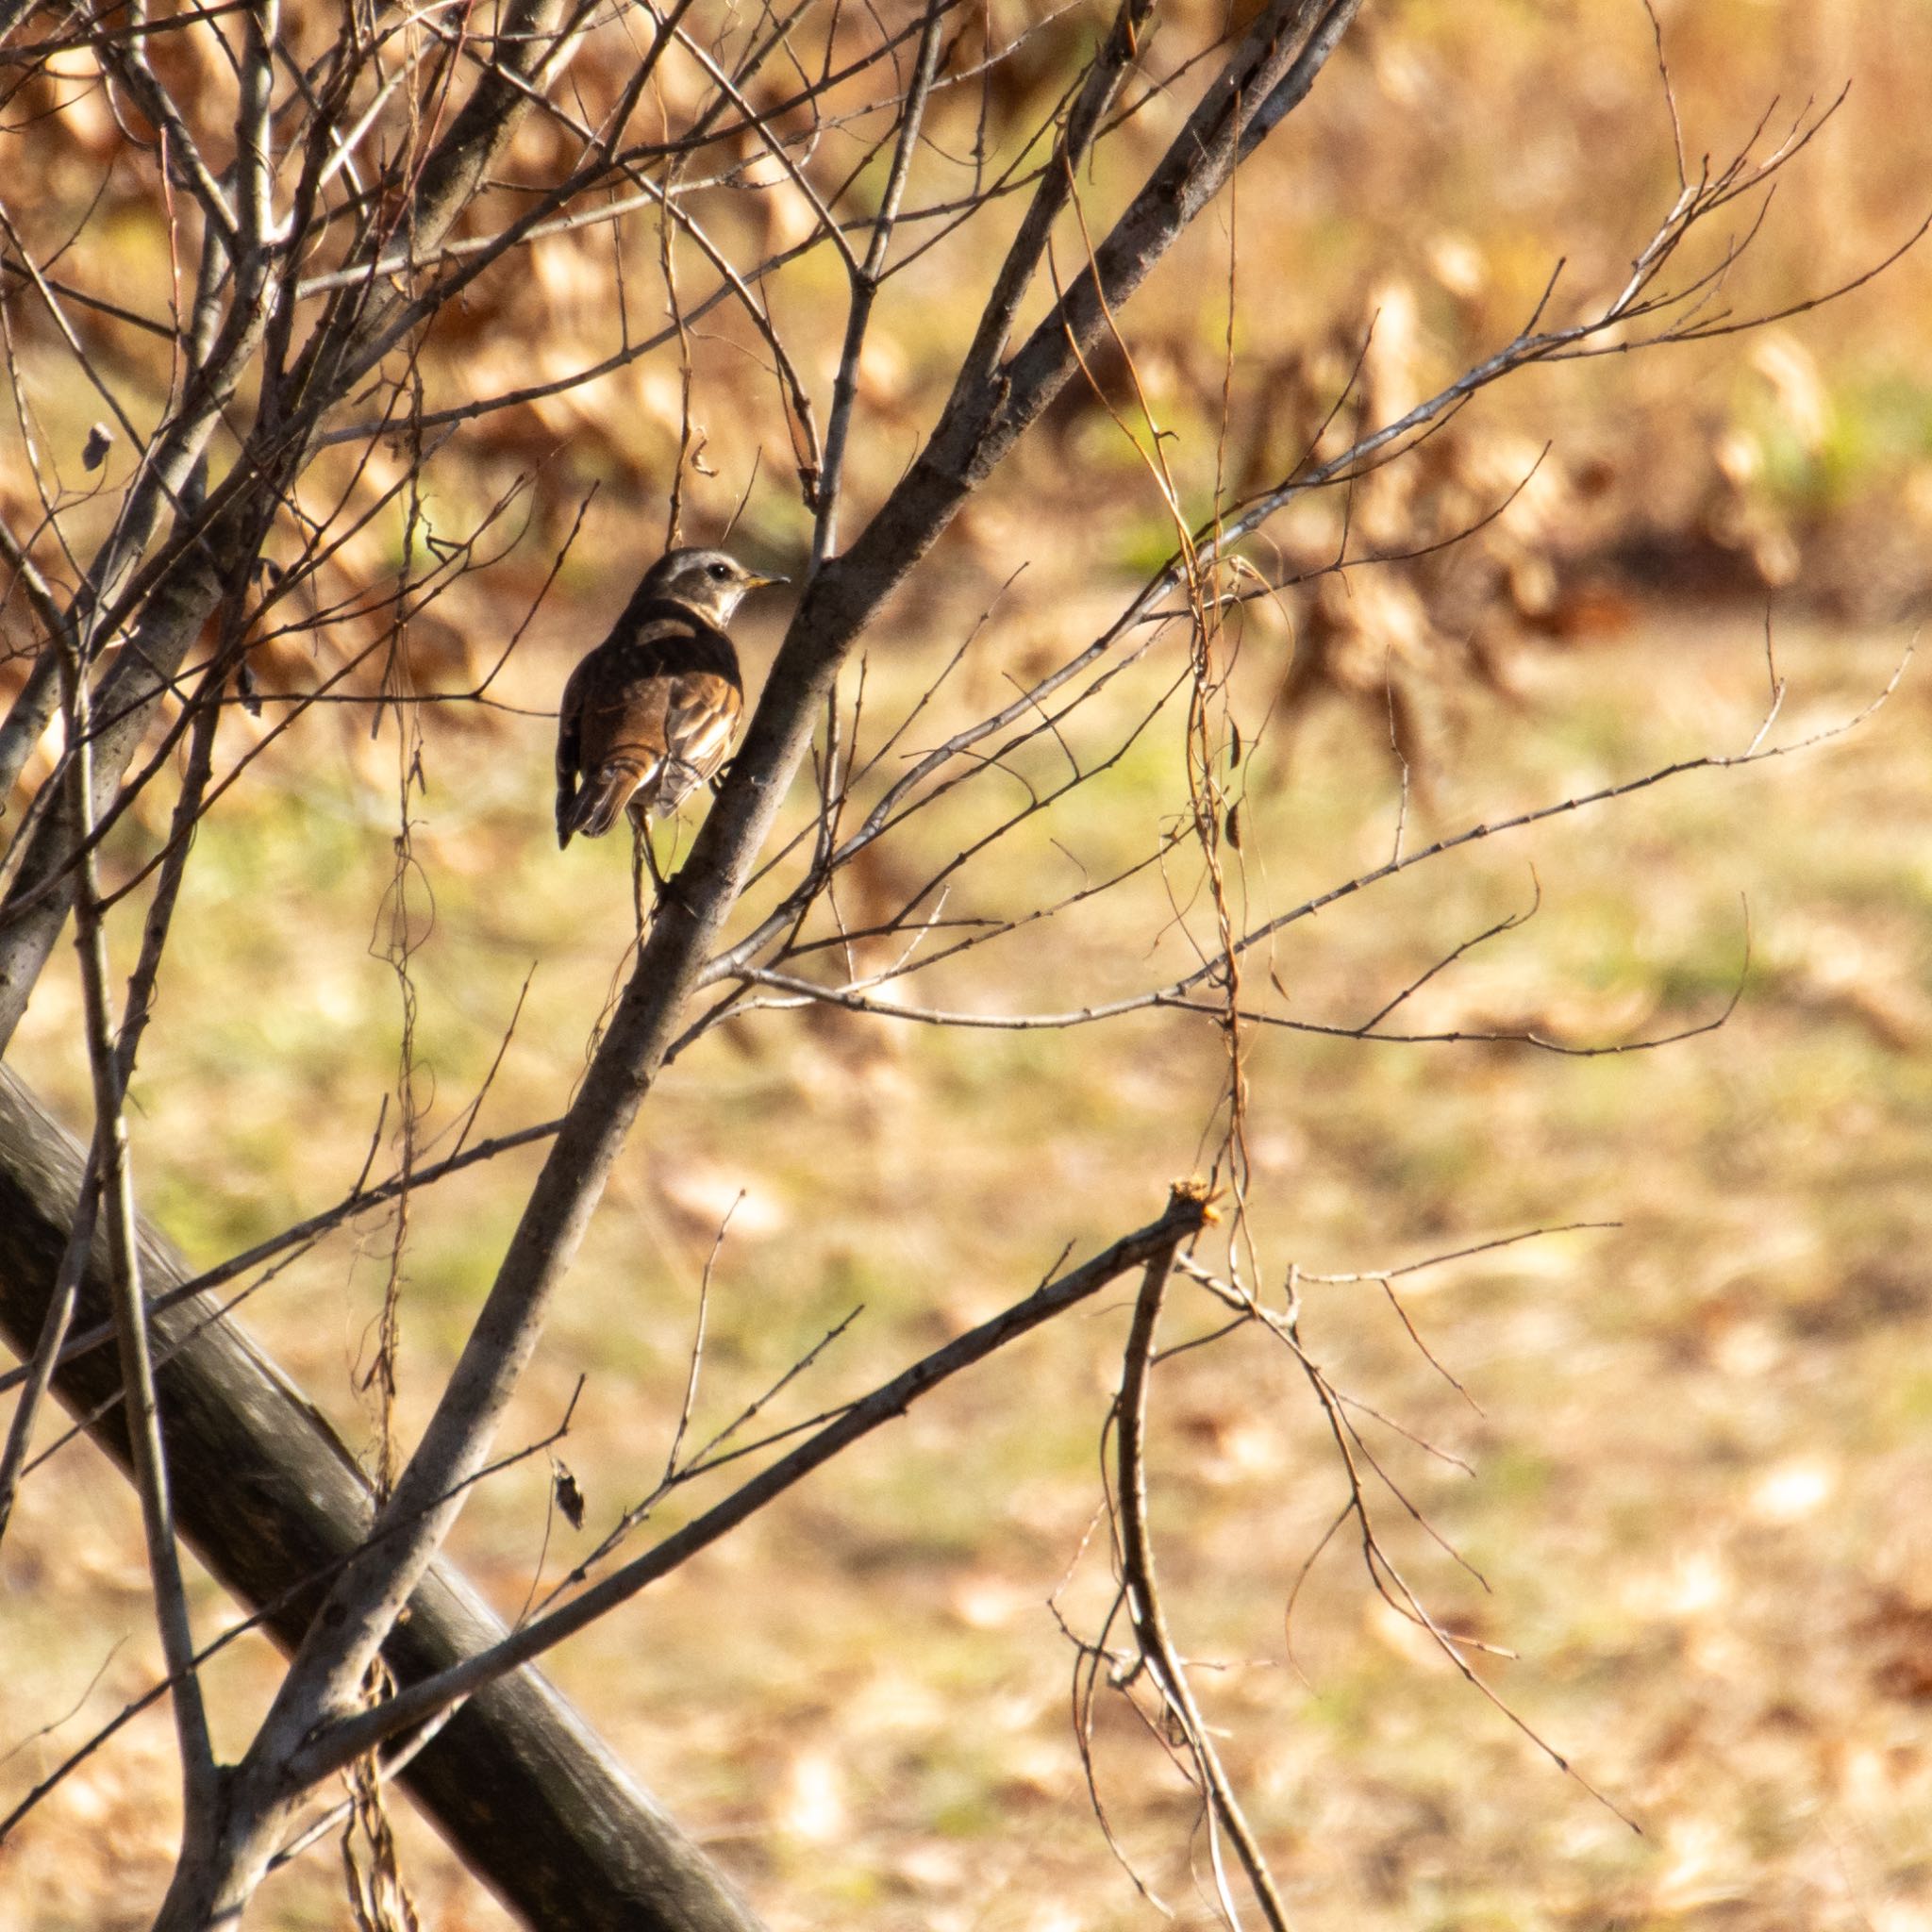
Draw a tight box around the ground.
[4,594,1930,1932]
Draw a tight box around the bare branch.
[61,613,217,1821]
[293,1185,1216,1777]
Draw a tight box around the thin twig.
[60,621,217,1822]
[1113,1183,1289,1932]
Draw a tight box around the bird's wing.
[558,605,744,832]
[656,673,745,810]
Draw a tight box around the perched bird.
[555,546,785,854]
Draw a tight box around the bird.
[555,547,786,865]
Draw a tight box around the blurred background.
[4,0,1932,1926]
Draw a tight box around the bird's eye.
[708,562,730,580]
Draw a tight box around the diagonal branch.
[294,1184,1218,1778]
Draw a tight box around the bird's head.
[640,547,788,627]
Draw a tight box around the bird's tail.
[559,759,655,843]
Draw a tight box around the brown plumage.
[555,547,784,850]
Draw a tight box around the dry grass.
[5,598,1931,1930]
